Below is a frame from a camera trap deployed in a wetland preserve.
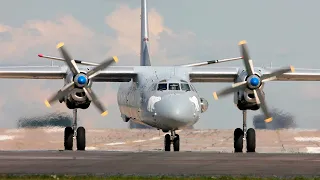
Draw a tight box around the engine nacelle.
[234,69,264,111]
[200,97,208,113]
[70,88,87,102]
[61,71,93,109]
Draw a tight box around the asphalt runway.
[0,151,319,177]
[0,128,319,177]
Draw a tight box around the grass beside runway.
[0,175,319,180]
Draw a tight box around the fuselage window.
[181,83,191,91]
[157,83,167,91]
[169,83,180,90]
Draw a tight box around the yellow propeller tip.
[213,92,218,100]
[56,42,64,49]
[101,111,108,116]
[44,100,51,108]
[238,40,247,45]
[290,65,295,73]
[113,56,119,63]
[265,117,273,123]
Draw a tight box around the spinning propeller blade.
[45,42,118,116]
[213,40,295,122]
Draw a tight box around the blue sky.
[0,0,319,129]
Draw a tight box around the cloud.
[104,4,200,65]
[105,4,173,57]
[0,14,120,128]
[0,3,202,128]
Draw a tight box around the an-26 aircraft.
[1,0,320,153]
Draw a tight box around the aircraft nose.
[154,94,200,128]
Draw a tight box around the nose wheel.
[164,130,180,151]
[234,110,256,153]
[64,109,86,151]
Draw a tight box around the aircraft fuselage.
[117,66,203,132]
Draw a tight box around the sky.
[0,0,319,129]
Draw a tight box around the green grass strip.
[0,175,319,180]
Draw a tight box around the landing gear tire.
[164,130,180,152]
[234,128,243,153]
[63,109,87,151]
[76,127,86,151]
[64,126,73,150]
[246,128,256,152]
[164,134,171,151]
[173,134,180,152]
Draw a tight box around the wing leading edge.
[189,67,320,82]
[0,66,137,82]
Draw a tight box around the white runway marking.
[103,130,183,146]
[0,135,14,141]
[105,142,126,146]
[306,147,320,153]
[5,129,23,133]
[45,128,64,133]
[192,130,210,133]
[149,137,161,141]
[294,137,320,142]
[133,140,146,143]
[86,146,98,150]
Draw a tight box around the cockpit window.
[151,83,157,91]
[181,83,191,91]
[190,84,197,92]
[169,83,180,90]
[157,83,167,90]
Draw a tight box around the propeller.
[44,42,118,116]
[212,40,295,123]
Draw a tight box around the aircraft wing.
[0,66,137,82]
[91,66,137,82]
[189,67,320,82]
[0,66,66,79]
[261,67,320,81]
[188,67,239,82]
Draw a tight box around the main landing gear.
[234,110,256,153]
[164,130,180,151]
[64,109,86,151]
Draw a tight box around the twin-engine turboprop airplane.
[1,0,320,153]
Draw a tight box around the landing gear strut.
[164,130,180,151]
[234,110,256,153]
[64,109,86,151]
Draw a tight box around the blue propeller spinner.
[77,75,87,85]
[249,77,260,87]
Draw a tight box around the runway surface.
[0,128,319,153]
[0,128,319,176]
[0,151,319,177]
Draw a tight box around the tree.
[17,112,72,128]
[253,108,296,129]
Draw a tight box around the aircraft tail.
[140,0,151,66]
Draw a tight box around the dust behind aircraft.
[1,0,320,153]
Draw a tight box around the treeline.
[253,108,296,129]
[17,113,72,128]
